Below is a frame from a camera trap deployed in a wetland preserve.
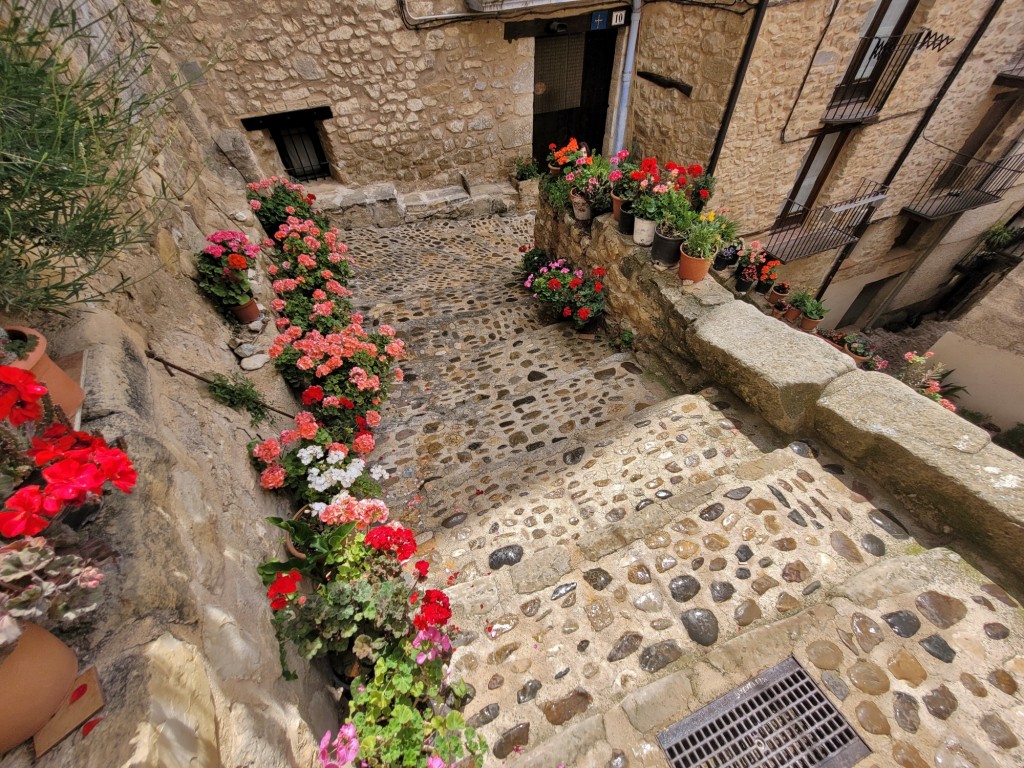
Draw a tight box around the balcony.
[902,150,1024,221]
[823,29,954,125]
[763,180,888,264]
[995,51,1024,88]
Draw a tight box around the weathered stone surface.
[607,632,643,662]
[855,700,890,735]
[541,688,592,726]
[915,591,967,629]
[639,640,683,673]
[492,723,530,759]
[806,640,843,670]
[680,608,719,646]
[923,684,958,720]
[888,648,928,687]
[814,371,1024,582]
[511,545,569,593]
[882,610,921,638]
[687,302,854,434]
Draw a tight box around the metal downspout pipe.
[610,0,642,153]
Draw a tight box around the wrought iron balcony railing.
[763,180,889,264]
[824,29,954,125]
[902,151,1024,221]
[995,50,1024,88]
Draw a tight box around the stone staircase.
[344,216,1024,768]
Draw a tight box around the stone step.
[373,353,674,506]
[405,391,947,764]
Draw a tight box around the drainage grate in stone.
[657,657,870,768]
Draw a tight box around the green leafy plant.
[517,244,548,279]
[787,288,814,313]
[195,231,259,312]
[982,223,1021,252]
[0,0,184,314]
[656,188,697,238]
[540,174,571,210]
[207,373,270,426]
[611,329,635,351]
[0,329,38,364]
[512,156,539,181]
[801,298,828,321]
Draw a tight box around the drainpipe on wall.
[815,0,1005,306]
[610,0,642,153]
[706,0,768,176]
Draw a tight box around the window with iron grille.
[241,106,333,182]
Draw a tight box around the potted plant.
[756,259,782,294]
[679,211,729,284]
[733,241,766,293]
[629,158,662,246]
[196,231,263,323]
[713,240,742,272]
[0,328,84,419]
[799,297,829,331]
[564,154,611,222]
[843,334,874,364]
[512,156,538,181]
[771,300,789,319]
[767,281,791,305]
[786,288,812,323]
[0,533,110,754]
[608,150,637,222]
[652,188,697,267]
[734,264,759,293]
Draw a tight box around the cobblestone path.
[346,215,1023,768]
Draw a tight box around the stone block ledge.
[534,199,1024,590]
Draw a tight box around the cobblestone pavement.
[346,215,1023,768]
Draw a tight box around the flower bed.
[519,246,607,329]
[233,178,483,768]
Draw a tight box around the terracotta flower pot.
[0,623,79,754]
[611,192,624,222]
[4,326,84,419]
[767,286,789,305]
[548,163,560,178]
[800,314,823,332]
[784,305,802,323]
[677,250,711,283]
[232,299,261,324]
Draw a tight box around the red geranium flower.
[414,560,429,579]
[577,308,591,322]
[41,459,106,503]
[593,267,606,277]
[227,253,248,270]
[267,569,302,610]
[301,386,324,404]
[562,307,572,317]
[413,589,452,630]
[547,278,562,291]
[699,189,710,199]
[0,366,48,426]
[0,485,54,537]
[569,278,582,289]
[594,281,603,293]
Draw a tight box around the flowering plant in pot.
[517,244,548,279]
[712,240,742,271]
[246,177,325,238]
[686,166,716,213]
[652,188,696,267]
[756,259,782,294]
[628,158,662,245]
[195,230,262,322]
[525,260,606,328]
[843,335,874,359]
[771,300,789,319]
[608,150,639,219]
[679,211,738,283]
[1,367,137,538]
[551,137,586,169]
[564,154,611,220]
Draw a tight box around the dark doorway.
[837,274,899,328]
[532,27,618,164]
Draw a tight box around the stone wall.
[630,1,748,167]
[535,200,1024,592]
[1,1,336,765]
[155,0,535,191]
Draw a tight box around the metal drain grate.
[657,657,870,768]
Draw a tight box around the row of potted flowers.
[0,366,137,753]
[235,178,483,768]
